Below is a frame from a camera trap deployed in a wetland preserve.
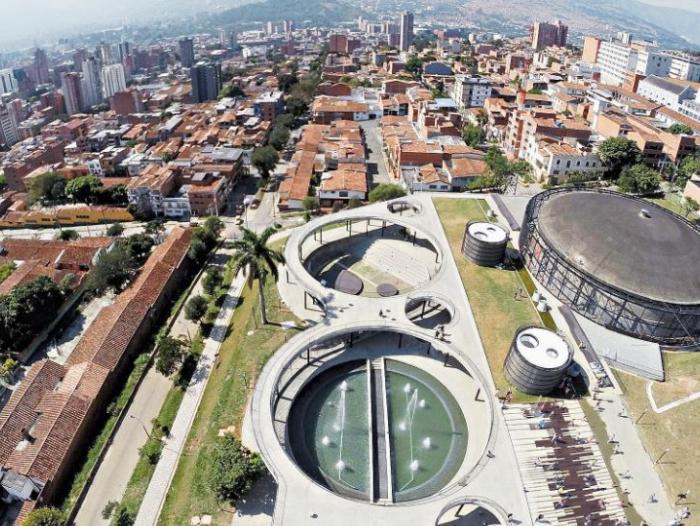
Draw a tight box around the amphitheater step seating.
[363,243,429,286]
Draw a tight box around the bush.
[212,435,266,503]
[106,223,125,237]
[23,508,65,526]
[368,183,407,203]
[113,505,135,526]
[202,266,223,296]
[140,439,162,465]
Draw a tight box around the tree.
[676,154,700,189]
[122,234,154,266]
[107,223,125,237]
[0,358,18,384]
[65,175,103,204]
[302,196,319,214]
[202,266,223,296]
[405,56,423,78]
[285,95,308,117]
[251,146,279,180]
[229,227,285,324]
[0,174,7,192]
[597,137,642,178]
[113,505,135,526]
[462,124,485,148]
[268,126,290,151]
[27,172,67,204]
[276,113,295,129]
[368,183,407,203]
[616,164,662,195]
[212,434,266,503]
[669,123,693,135]
[0,277,65,355]
[144,219,166,244]
[185,295,208,322]
[203,215,224,238]
[155,335,187,376]
[56,229,79,241]
[0,262,15,284]
[21,507,65,526]
[219,84,245,99]
[86,245,135,294]
[683,196,700,218]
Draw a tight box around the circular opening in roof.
[640,209,652,219]
[519,334,539,349]
[473,231,488,240]
[546,348,560,359]
[486,226,498,232]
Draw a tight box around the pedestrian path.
[134,270,249,526]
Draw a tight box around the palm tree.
[229,227,285,324]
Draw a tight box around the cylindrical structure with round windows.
[505,326,572,395]
[461,221,508,267]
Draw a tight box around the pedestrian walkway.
[593,387,675,524]
[134,270,249,526]
[75,263,208,525]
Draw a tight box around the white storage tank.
[505,327,572,395]
[461,221,508,267]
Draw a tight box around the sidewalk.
[74,262,210,525]
[134,270,249,526]
[593,388,675,524]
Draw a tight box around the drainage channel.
[369,357,392,503]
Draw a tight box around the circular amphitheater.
[519,188,700,347]
[299,216,442,298]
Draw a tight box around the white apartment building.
[596,40,638,85]
[637,75,696,111]
[0,69,17,95]
[101,64,127,99]
[528,140,602,184]
[0,105,19,146]
[636,49,671,77]
[452,75,492,111]
[669,55,700,82]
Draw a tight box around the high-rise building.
[118,42,131,63]
[102,63,127,99]
[99,42,114,65]
[81,57,102,108]
[531,20,568,51]
[0,104,19,147]
[399,11,414,52]
[73,49,88,71]
[33,48,50,84]
[190,62,222,103]
[61,72,83,115]
[179,37,195,68]
[0,69,18,94]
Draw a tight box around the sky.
[1,0,700,49]
[638,0,700,12]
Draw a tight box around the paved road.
[74,369,172,526]
[360,119,391,187]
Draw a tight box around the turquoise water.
[304,368,370,496]
[386,360,468,502]
[288,359,467,502]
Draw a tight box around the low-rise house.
[318,169,367,205]
[311,97,370,124]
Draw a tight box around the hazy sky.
[639,0,700,12]
[1,0,700,49]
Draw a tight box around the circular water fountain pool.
[287,358,468,503]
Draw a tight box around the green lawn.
[646,193,686,217]
[615,352,700,521]
[157,272,302,525]
[433,198,542,402]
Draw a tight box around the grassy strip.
[614,352,700,513]
[433,198,542,402]
[158,275,301,526]
[60,353,150,514]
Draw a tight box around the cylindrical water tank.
[505,327,573,395]
[462,221,508,267]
